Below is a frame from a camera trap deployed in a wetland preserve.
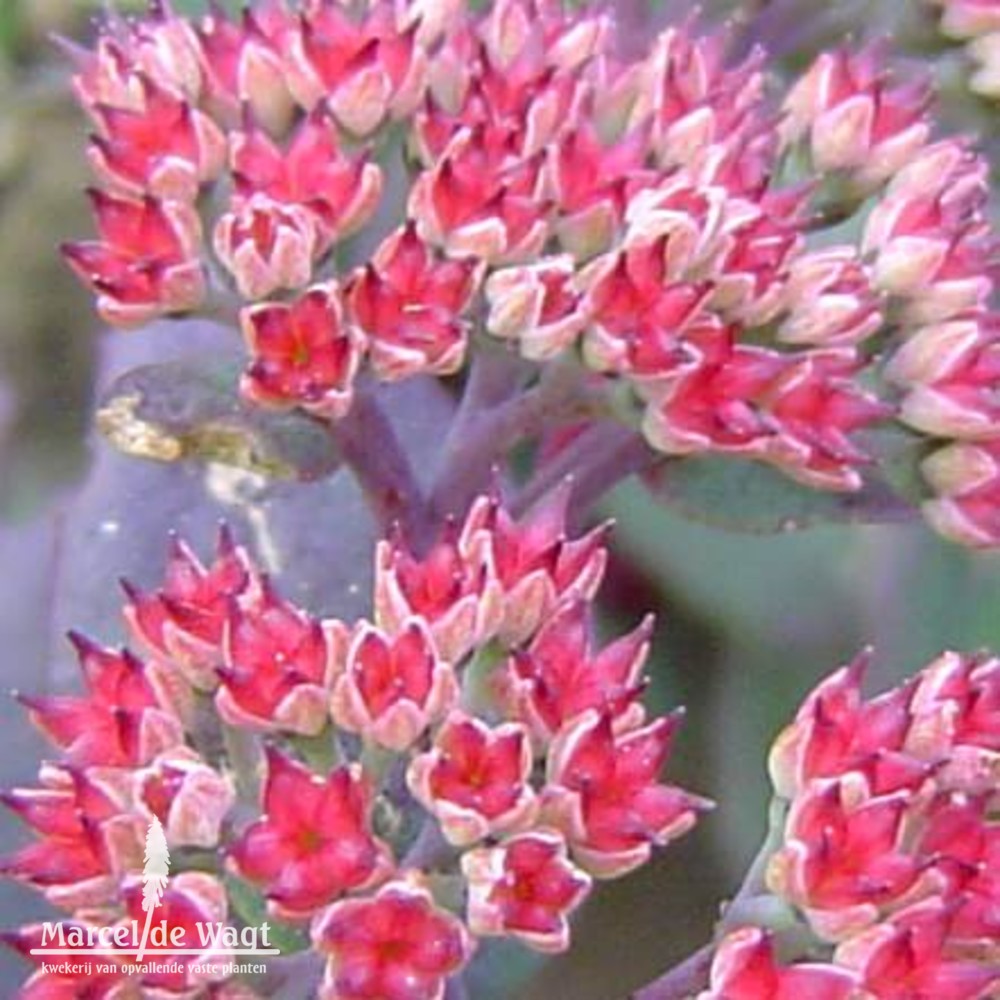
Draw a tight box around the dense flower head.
[5,498,704,997]
[752,649,1000,999]
[55,0,1000,547]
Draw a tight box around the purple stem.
[513,423,659,522]
[328,386,436,550]
[429,355,600,520]
[630,943,715,1000]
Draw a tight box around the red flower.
[767,779,923,941]
[240,282,365,419]
[228,748,391,919]
[87,75,226,201]
[702,927,859,1000]
[62,188,204,328]
[768,651,919,800]
[18,634,182,769]
[409,126,551,264]
[407,712,537,845]
[835,898,999,1000]
[631,27,766,171]
[216,579,336,735]
[122,525,260,689]
[501,601,652,742]
[1,764,144,910]
[547,119,656,260]
[312,876,473,1000]
[459,486,609,645]
[230,112,383,249]
[198,2,296,132]
[330,620,459,751]
[543,710,710,878]
[374,520,504,663]
[581,239,718,380]
[642,343,890,492]
[461,829,592,953]
[285,1,426,136]
[346,223,480,380]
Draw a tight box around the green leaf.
[644,455,916,534]
[223,873,309,955]
[96,361,341,482]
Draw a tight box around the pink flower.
[216,579,337,735]
[863,141,996,326]
[777,247,884,347]
[547,119,656,260]
[87,75,226,201]
[1,764,144,911]
[459,486,609,645]
[904,650,1000,792]
[240,283,364,419]
[543,710,710,878]
[18,634,183,769]
[631,27,766,171]
[230,111,383,249]
[699,927,859,1000]
[228,748,391,920]
[766,779,923,940]
[134,752,236,850]
[461,829,592,953]
[407,712,538,845]
[374,520,504,664]
[122,525,260,689]
[642,342,890,492]
[346,223,480,380]
[330,620,459,751]
[119,871,228,993]
[889,313,1000,441]
[312,876,473,1000]
[922,439,1000,548]
[62,188,204,328]
[580,239,718,380]
[501,601,651,743]
[409,126,550,264]
[285,0,427,136]
[213,193,322,301]
[781,46,930,189]
[834,898,999,1000]
[485,255,588,362]
[198,2,296,132]
[768,651,919,800]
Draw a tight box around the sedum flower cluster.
[57,0,1000,547]
[694,651,1000,1000]
[3,491,708,999]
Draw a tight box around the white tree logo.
[136,816,170,962]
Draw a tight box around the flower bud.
[213,194,321,301]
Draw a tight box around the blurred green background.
[2,2,1000,998]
